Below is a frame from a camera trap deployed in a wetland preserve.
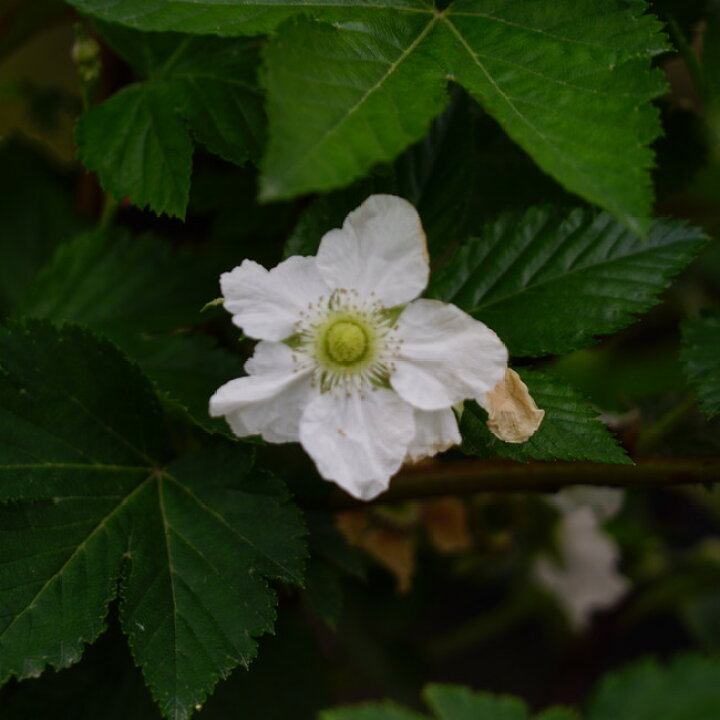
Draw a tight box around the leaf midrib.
[264,13,440,194]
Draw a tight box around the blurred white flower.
[210,194,542,500]
[535,487,629,629]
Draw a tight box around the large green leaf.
[0,322,306,720]
[586,655,720,720]
[428,207,707,357]
[460,370,631,464]
[15,229,240,432]
[65,0,429,35]
[259,1,666,233]
[76,28,263,218]
[682,314,720,420]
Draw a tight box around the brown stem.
[325,457,720,511]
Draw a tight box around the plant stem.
[325,457,720,510]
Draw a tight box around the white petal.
[221,256,329,341]
[550,486,625,522]
[299,388,415,501]
[316,194,429,306]
[534,507,629,629]
[390,299,508,411]
[405,408,461,463]
[209,342,315,443]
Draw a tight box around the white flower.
[534,487,629,629]
[210,195,535,500]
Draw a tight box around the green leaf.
[121,333,242,435]
[0,322,306,720]
[460,370,631,464]
[682,314,720,419]
[440,0,668,236]
[65,0,429,36]
[261,2,666,233]
[14,229,240,432]
[428,207,707,357]
[424,684,529,720]
[283,90,479,259]
[586,655,720,720]
[16,229,219,336]
[320,703,429,720]
[260,14,449,201]
[69,2,668,230]
[76,84,192,218]
[76,28,263,218]
[0,139,84,316]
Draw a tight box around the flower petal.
[534,507,629,629]
[405,408,461,463]
[391,299,508,411]
[221,256,329,341]
[481,368,545,443]
[299,388,415,500]
[316,194,429,306]
[209,342,315,443]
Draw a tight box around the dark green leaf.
[0,322,306,720]
[682,314,720,419]
[428,207,707,356]
[14,229,239,432]
[0,139,84,316]
[121,334,242,435]
[76,28,263,218]
[586,655,720,720]
[16,229,218,336]
[460,370,631,464]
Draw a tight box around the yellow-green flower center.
[324,321,368,365]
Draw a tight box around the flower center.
[324,320,368,365]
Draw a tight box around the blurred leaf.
[424,684,530,720]
[428,207,707,356]
[0,322,307,720]
[76,28,263,218]
[460,370,631,464]
[586,655,720,720]
[320,703,429,720]
[682,313,720,419]
[0,138,84,316]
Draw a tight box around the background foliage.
[1,0,720,718]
